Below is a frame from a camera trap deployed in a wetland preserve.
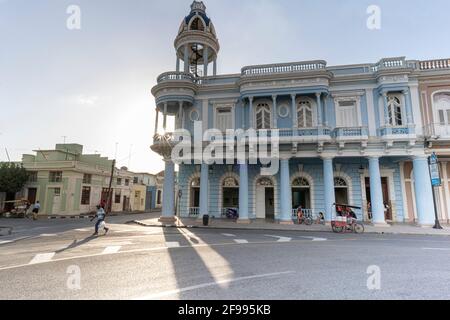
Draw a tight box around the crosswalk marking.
[166,242,180,248]
[423,247,450,251]
[222,233,236,237]
[102,246,122,254]
[234,239,248,244]
[265,235,292,242]
[301,236,328,242]
[29,253,55,264]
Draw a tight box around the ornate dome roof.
[177,1,217,37]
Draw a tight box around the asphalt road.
[1,216,450,300]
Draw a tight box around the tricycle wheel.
[354,223,365,234]
[332,225,344,233]
[304,218,313,226]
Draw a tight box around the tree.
[0,162,29,199]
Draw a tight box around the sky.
[1,0,450,174]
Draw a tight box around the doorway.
[255,178,275,220]
[365,177,392,221]
[27,188,37,204]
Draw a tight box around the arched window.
[297,99,313,128]
[223,177,239,187]
[190,17,205,31]
[255,102,271,129]
[334,177,349,204]
[387,94,403,126]
[292,177,311,209]
[434,92,450,126]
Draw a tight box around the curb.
[47,216,95,220]
[128,220,450,237]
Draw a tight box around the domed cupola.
[174,1,220,77]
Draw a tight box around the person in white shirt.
[32,201,40,220]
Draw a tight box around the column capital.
[249,96,254,103]
[291,94,297,100]
[315,92,322,98]
[412,155,428,161]
[367,156,380,161]
[272,94,278,101]
[321,155,334,161]
[403,89,410,95]
[381,92,388,97]
[178,101,183,107]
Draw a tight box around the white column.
[249,97,254,129]
[154,108,159,136]
[213,59,217,76]
[365,89,376,136]
[203,46,209,77]
[184,44,189,73]
[163,103,168,131]
[176,56,180,72]
[442,162,450,222]
[315,92,322,126]
[178,101,183,129]
[291,94,297,128]
[382,92,390,125]
[272,95,278,129]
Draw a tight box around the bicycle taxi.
[331,203,365,234]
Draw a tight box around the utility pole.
[105,159,116,214]
[5,148,11,162]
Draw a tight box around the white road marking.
[29,253,55,265]
[222,233,236,237]
[136,271,295,300]
[75,229,90,232]
[422,247,450,251]
[265,235,292,242]
[40,234,57,237]
[102,246,122,254]
[301,236,328,242]
[166,242,180,248]
[234,239,248,244]
[0,240,13,245]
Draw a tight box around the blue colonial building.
[151,1,438,227]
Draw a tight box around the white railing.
[420,59,450,70]
[423,123,450,138]
[371,57,406,72]
[189,207,200,217]
[242,60,327,76]
[292,208,314,218]
[157,72,195,83]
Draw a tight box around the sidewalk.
[131,213,450,237]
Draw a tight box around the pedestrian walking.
[91,205,109,236]
[32,201,40,221]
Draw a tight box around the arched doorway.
[334,177,349,204]
[222,177,239,216]
[189,177,200,216]
[292,177,311,211]
[255,177,275,220]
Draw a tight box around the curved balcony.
[157,72,196,84]
[152,72,198,107]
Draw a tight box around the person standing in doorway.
[91,205,109,236]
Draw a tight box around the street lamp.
[428,152,443,230]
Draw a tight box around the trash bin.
[203,215,210,226]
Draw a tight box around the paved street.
[1,216,450,300]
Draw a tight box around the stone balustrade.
[241,60,327,76]
[419,59,450,70]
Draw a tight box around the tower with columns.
[150,1,447,228]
